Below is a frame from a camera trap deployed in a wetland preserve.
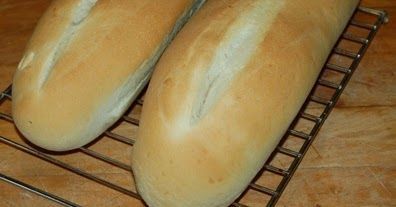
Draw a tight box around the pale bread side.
[132,0,359,206]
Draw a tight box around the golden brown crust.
[12,0,204,151]
[132,0,359,206]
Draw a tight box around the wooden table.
[1,1,395,206]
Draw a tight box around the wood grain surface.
[0,0,395,206]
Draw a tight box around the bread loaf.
[12,0,205,151]
[131,0,359,206]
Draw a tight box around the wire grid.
[0,6,388,207]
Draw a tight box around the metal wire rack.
[0,6,388,207]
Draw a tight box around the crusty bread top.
[12,0,203,151]
[132,0,359,206]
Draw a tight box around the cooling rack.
[0,6,388,207]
